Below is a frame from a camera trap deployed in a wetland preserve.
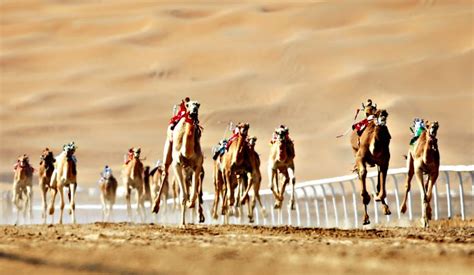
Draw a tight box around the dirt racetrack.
[0,219,472,275]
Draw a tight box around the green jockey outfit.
[409,118,426,145]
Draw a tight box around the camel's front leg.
[69,183,77,224]
[268,165,279,202]
[212,170,222,220]
[137,185,146,223]
[58,186,65,224]
[288,166,296,211]
[425,171,439,221]
[414,165,428,228]
[401,153,414,214]
[48,187,58,224]
[187,167,201,209]
[100,193,106,222]
[377,165,391,215]
[277,170,289,209]
[356,158,370,225]
[40,183,48,224]
[26,185,33,223]
[125,186,133,222]
[173,163,187,228]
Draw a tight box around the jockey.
[410,118,426,145]
[352,99,377,135]
[226,122,246,150]
[212,138,228,160]
[169,97,191,130]
[100,165,113,180]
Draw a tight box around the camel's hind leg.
[212,171,221,220]
[125,186,133,222]
[40,183,48,224]
[137,186,146,223]
[26,185,33,223]
[400,153,414,214]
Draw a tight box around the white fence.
[1,165,472,227]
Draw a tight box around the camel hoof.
[248,216,254,223]
[383,205,391,215]
[363,219,370,225]
[289,200,296,211]
[426,207,432,220]
[420,218,429,228]
[49,208,54,215]
[374,194,383,202]
[199,215,205,223]
[179,224,186,229]
[400,204,407,214]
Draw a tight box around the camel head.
[362,99,377,117]
[236,122,250,137]
[274,126,289,142]
[186,100,200,120]
[375,109,389,126]
[17,154,30,168]
[63,141,77,156]
[40,148,55,163]
[427,121,439,138]
[248,136,257,150]
[132,147,141,159]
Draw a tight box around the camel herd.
[9,99,440,228]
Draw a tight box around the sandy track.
[0,220,472,274]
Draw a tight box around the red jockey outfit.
[226,127,241,150]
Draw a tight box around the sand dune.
[0,0,473,190]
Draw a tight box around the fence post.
[338,181,349,228]
[390,174,401,220]
[310,186,321,227]
[444,171,452,219]
[369,177,379,224]
[457,172,465,220]
[320,185,329,227]
[329,184,339,228]
[350,180,358,228]
[301,187,312,227]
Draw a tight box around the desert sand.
[1,1,473,190]
[0,219,472,274]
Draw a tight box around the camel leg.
[198,180,205,223]
[173,163,187,228]
[426,171,438,220]
[40,184,48,224]
[69,183,77,224]
[48,187,57,223]
[221,172,228,221]
[137,186,145,223]
[356,158,370,225]
[278,170,290,209]
[254,178,267,218]
[187,167,201,209]
[58,186,65,224]
[212,170,221,220]
[26,185,33,224]
[288,167,296,211]
[400,154,414,214]
[225,170,235,217]
[12,184,19,225]
[268,165,280,203]
[126,187,133,222]
[377,166,391,215]
[414,165,429,228]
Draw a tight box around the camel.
[122,147,146,222]
[221,123,253,221]
[152,100,204,227]
[236,136,266,223]
[400,121,440,228]
[12,154,34,224]
[49,142,78,224]
[268,126,296,210]
[350,109,391,225]
[98,167,118,222]
[38,148,55,223]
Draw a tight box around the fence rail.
[1,165,472,227]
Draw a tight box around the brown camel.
[221,123,253,222]
[350,110,391,225]
[237,136,266,223]
[49,142,78,224]
[122,147,146,222]
[12,154,34,224]
[153,100,204,227]
[268,126,296,210]
[212,148,225,220]
[400,121,440,228]
[38,148,55,223]
[98,167,118,222]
